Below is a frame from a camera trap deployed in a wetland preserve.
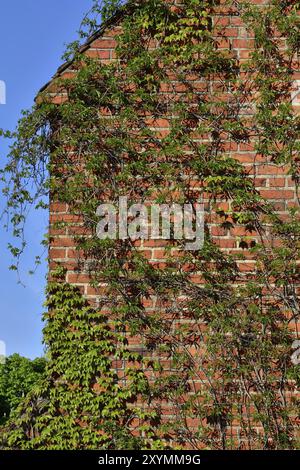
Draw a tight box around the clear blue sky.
[0,0,92,359]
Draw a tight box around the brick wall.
[48,0,299,284]
[45,0,299,448]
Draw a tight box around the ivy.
[1,268,164,450]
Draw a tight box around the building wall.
[49,0,298,289]
[46,0,299,448]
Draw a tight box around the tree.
[0,354,46,425]
[0,0,299,449]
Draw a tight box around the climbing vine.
[1,268,165,449]
[0,0,300,450]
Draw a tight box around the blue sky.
[0,0,92,359]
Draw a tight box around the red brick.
[223,28,238,37]
[259,190,294,200]
[49,248,66,259]
[91,39,116,49]
[52,237,76,247]
[85,49,111,59]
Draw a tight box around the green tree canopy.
[0,354,46,425]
